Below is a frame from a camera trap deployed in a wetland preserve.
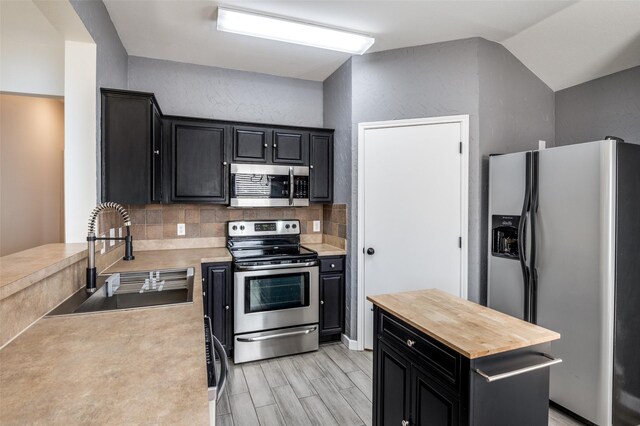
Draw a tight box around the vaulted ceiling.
[104,0,640,91]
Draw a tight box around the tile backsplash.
[323,204,347,249]
[97,204,347,253]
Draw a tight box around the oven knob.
[292,224,297,229]
[240,225,245,231]
[285,224,290,229]
[232,225,237,231]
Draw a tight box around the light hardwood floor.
[216,342,584,426]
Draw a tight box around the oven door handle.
[289,166,294,206]
[237,326,318,342]
[235,261,318,271]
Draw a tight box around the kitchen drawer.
[319,257,344,273]
[379,311,459,387]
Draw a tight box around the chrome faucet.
[86,202,134,293]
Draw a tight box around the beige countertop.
[303,243,347,256]
[368,289,560,359]
[0,243,87,300]
[0,247,230,425]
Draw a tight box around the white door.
[361,120,466,350]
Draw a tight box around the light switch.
[313,220,321,232]
[177,223,186,236]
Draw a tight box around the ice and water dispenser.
[491,215,520,259]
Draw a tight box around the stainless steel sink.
[47,268,194,316]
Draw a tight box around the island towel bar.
[474,353,562,382]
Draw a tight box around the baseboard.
[341,334,359,350]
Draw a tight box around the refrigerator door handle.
[518,152,532,321]
[530,151,540,323]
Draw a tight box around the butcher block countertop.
[303,243,347,256]
[0,248,230,425]
[367,289,560,359]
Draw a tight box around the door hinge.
[459,142,463,154]
[458,237,462,248]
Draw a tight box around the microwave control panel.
[293,176,309,198]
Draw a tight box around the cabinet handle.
[406,339,415,347]
[223,161,228,166]
[402,421,409,426]
[331,263,335,268]
[273,144,277,148]
[154,150,160,155]
[475,353,562,382]
[225,305,230,310]
[310,165,314,169]
[320,300,324,304]
[264,143,268,147]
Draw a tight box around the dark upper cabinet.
[101,89,163,204]
[203,262,233,356]
[272,130,308,165]
[309,132,334,203]
[170,119,228,203]
[376,340,412,426]
[232,126,270,163]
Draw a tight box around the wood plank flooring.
[217,342,584,426]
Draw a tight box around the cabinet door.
[171,121,228,203]
[376,341,411,426]
[272,130,308,164]
[101,91,152,204]
[204,263,233,355]
[309,132,333,203]
[151,105,163,202]
[319,273,344,336]
[233,126,270,163]
[412,366,459,426]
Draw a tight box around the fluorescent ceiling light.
[217,7,375,55]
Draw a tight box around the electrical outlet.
[177,223,186,236]
[118,227,123,238]
[313,220,321,232]
[539,140,546,150]
[100,234,106,254]
[109,228,115,246]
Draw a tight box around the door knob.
[367,248,375,255]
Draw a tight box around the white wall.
[0,1,65,96]
[64,40,97,243]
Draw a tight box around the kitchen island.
[0,248,230,425]
[368,289,561,426]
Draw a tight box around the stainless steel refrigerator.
[487,140,640,426]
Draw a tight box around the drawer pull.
[406,339,415,347]
[475,353,562,383]
[402,420,409,426]
[331,263,335,268]
[320,300,324,304]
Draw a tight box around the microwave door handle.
[289,167,294,206]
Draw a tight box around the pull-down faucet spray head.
[86,202,135,293]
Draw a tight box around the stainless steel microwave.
[230,163,309,207]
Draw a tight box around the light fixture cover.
[217,7,375,55]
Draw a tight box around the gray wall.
[555,66,640,146]
[128,56,323,127]
[323,59,353,334]
[70,0,128,201]
[477,40,555,302]
[324,37,556,339]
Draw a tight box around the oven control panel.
[228,220,300,237]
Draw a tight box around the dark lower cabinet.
[309,132,333,203]
[170,119,229,203]
[319,256,345,342]
[101,89,163,204]
[373,307,553,426]
[202,262,232,356]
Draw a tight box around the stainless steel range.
[228,219,319,364]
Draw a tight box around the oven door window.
[245,272,309,313]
